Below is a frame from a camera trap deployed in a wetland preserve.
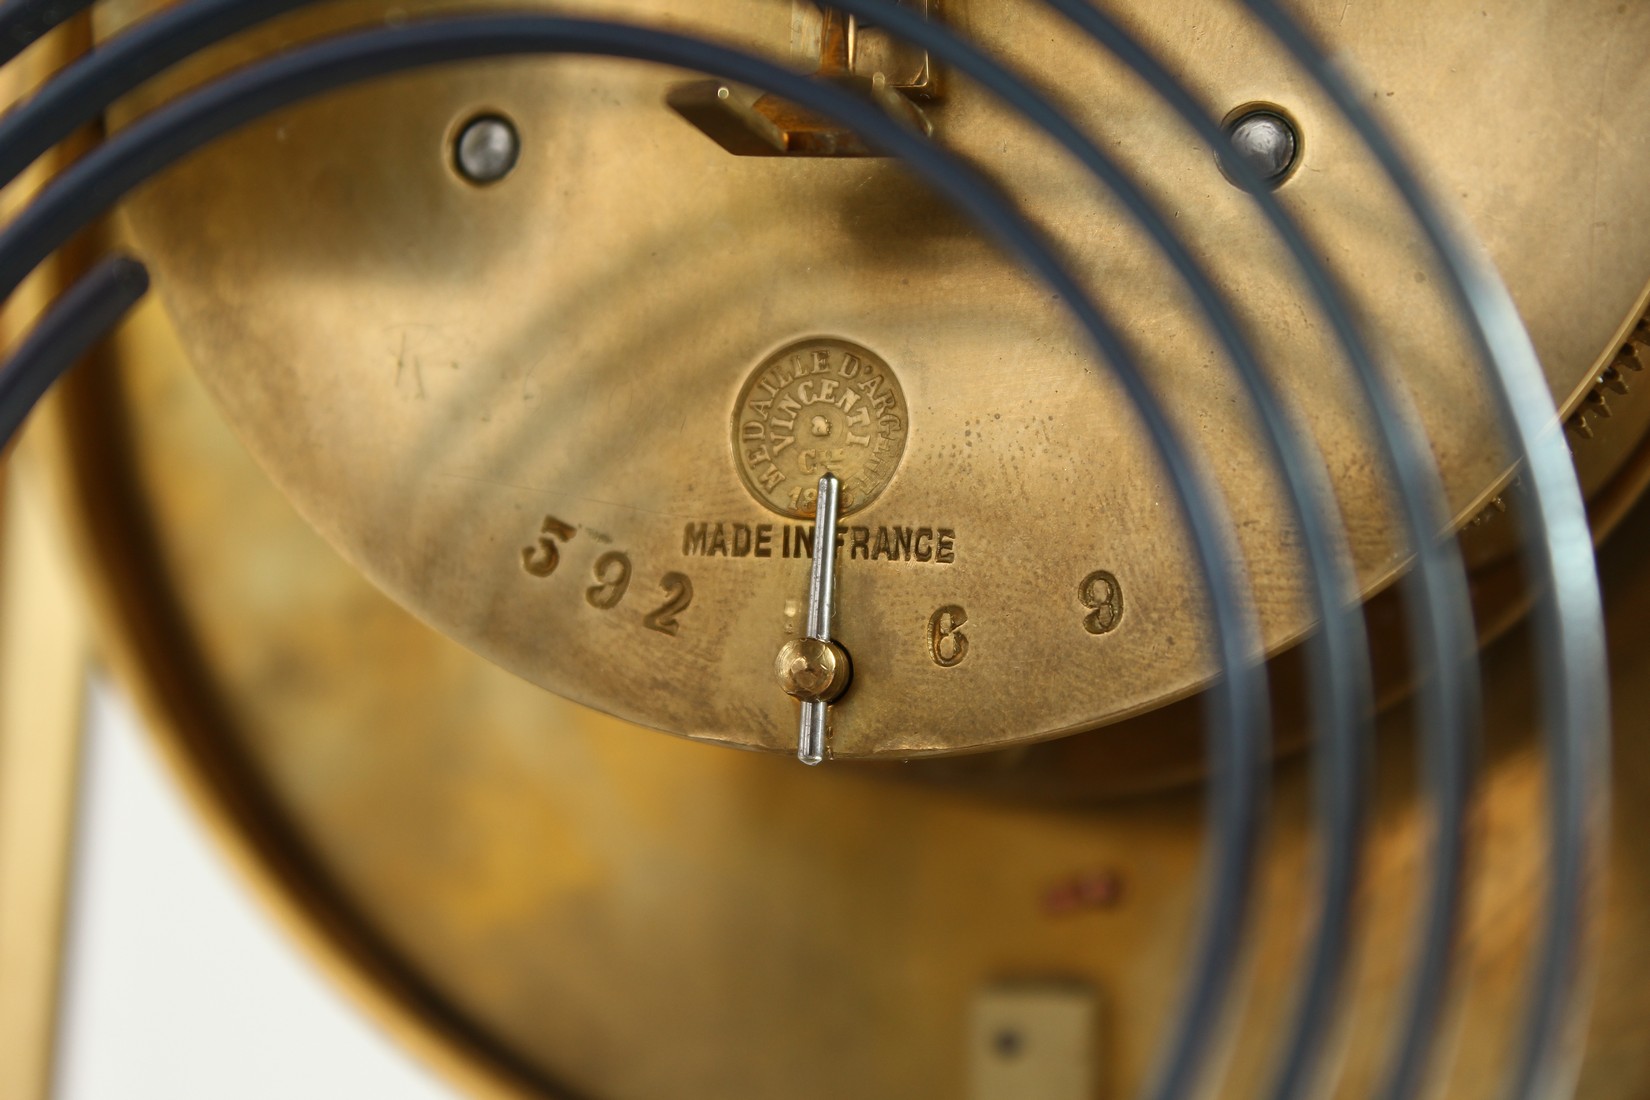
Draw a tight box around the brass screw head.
[776,638,852,704]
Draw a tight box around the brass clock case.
[5,1,1650,1094]
[17,291,1650,1099]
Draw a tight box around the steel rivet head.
[1223,109,1298,186]
[454,114,519,185]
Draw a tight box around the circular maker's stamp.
[733,338,909,518]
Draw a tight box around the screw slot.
[453,113,520,185]
[1220,106,1299,187]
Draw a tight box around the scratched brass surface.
[92,0,1650,757]
[26,285,1650,1099]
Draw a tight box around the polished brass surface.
[97,0,1650,759]
[0,464,89,1100]
[0,25,99,1098]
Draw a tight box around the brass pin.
[780,473,851,765]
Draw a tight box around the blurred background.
[53,677,455,1099]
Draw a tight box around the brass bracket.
[666,2,938,157]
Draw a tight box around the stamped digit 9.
[1080,570,1123,635]
[586,551,633,609]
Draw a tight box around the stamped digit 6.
[929,605,969,668]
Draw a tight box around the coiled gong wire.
[0,3,1609,1098]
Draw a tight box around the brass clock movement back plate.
[100,0,1650,756]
